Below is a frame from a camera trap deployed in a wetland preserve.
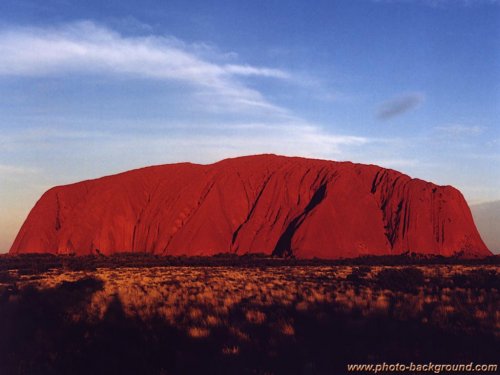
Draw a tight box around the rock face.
[9,155,490,258]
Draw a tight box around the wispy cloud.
[376,92,425,120]
[0,127,108,152]
[2,123,369,167]
[0,164,39,176]
[0,21,288,115]
[369,158,420,168]
[223,64,289,78]
[0,21,372,159]
[434,124,485,136]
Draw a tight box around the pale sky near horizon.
[0,0,499,252]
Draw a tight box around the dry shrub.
[187,326,210,338]
[279,321,295,336]
[245,309,266,324]
[221,345,240,355]
[230,327,250,341]
[204,314,221,326]
[295,300,309,312]
[188,307,203,320]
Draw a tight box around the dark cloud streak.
[377,93,425,120]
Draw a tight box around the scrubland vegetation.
[0,255,498,374]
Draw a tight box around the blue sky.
[0,0,499,251]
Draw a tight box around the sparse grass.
[0,261,498,375]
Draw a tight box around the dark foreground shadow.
[0,276,498,375]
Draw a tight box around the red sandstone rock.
[9,154,491,258]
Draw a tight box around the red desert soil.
[10,154,490,258]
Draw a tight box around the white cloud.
[223,64,289,79]
[0,21,376,158]
[0,21,376,146]
[0,21,287,114]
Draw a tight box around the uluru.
[9,154,490,258]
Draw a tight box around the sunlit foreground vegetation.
[0,258,498,374]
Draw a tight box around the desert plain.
[0,255,498,374]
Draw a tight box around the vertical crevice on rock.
[55,193,62,231]
[231,173,274,246]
